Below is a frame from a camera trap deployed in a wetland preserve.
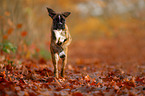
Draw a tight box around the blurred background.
[0,0,145,72]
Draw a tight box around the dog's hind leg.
[61,47,68,77]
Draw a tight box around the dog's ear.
[46,8,56,18]
[62,12,71,18]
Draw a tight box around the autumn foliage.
[0,0,145,96]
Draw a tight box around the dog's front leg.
[50,43,66,78]
[50,46,59,78]
[50,43,63,78]
[61,47,68,77]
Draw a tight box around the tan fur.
[50,24,72,78]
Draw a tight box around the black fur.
[47,8,71,30]
[53,14,66,30]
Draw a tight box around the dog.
[47,8,72,78]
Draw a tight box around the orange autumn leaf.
[3,35,8,39]
[7,28,14,35]
[4,11,10,16]
[36,48,40,52]
[17,24,22,29]
[72,92,83,96]
[0,71,6,78]
[21,31,27,37]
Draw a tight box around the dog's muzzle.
[58,22,62,27]
[57,23,65,29]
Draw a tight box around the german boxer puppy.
[47,8,72,78]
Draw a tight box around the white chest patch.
[53,30,66,44]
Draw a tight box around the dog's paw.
[59,51,65,58]
[57,42,62,46]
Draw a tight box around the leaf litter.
[0,35,145,96]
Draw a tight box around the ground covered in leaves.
[0,34,145,96]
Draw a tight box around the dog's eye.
[56,18,59,22]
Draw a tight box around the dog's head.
[47,8,71,30]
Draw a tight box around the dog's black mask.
[53,14,65,29]
[47,8,71,30]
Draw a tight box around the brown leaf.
[3,35,8,39]
[0,71,6,78]
[7,28,14,35]
[21,31,27,37]
[72,92,83,96]
[17,24,22,29]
